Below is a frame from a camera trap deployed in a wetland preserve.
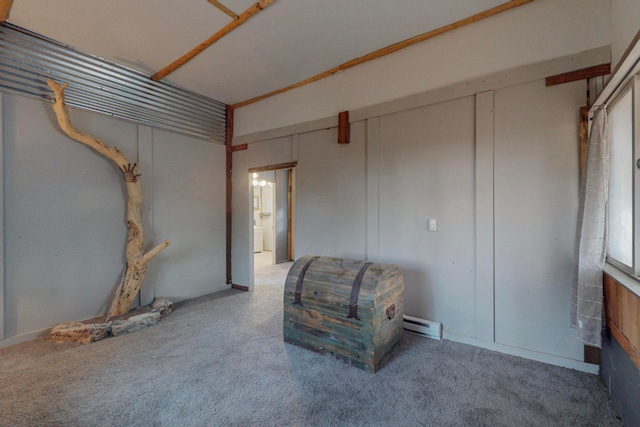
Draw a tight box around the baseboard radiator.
[403,315,442,340]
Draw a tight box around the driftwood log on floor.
[49,297,173,344]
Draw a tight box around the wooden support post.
[338,111,350,144]
[579,106,589,177]
[207,0,239,20]
[226,105,234,284]
[152,0,275,81]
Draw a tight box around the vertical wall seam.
[475,90,495,343]
[137,125,155,306]
[365,117,380,262]
[0,93,4,340]
[292,134,299,162]
[491,94,496,344]
[376,119,381,263]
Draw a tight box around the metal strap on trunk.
[292,256,320,306]
[346,262,373,321]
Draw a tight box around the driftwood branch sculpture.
[47,79,170,318]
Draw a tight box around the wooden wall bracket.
[546,64,611,87]
[338,111,350,144]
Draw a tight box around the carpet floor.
[0,285,622,427]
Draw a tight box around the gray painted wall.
[378,96,476,337]
[296,124,367,259]
[231,76,589,368]
[493,79,584,360]
[1,93,227,345]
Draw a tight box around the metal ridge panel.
[0,22,227,143]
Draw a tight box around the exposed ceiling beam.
[232,0,533,109]
[545,64,611,87]
[0,0,13,22]
[152,0,275,82]
[207,0,238,20]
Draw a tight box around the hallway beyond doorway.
[254,251,292,286]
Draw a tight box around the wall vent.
[0,22,227,142]
[403,315,442,340]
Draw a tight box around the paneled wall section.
[0,93,227,346]
[231,77,590,370]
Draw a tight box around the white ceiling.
[7,0,508,105]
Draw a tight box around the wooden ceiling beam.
[232,0,533,109]
[152,0,275,82]
[207,0,238,20]
[0,0,13,22]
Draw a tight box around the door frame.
[248,162,296,280]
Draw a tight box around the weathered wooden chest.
[283,255,404,372]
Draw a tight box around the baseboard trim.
[0,327,49,349]
[231,284,249,291]
[443,331,599,374]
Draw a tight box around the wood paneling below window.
[604,273,640,371]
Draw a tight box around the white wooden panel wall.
[295,124,367,259]
[3,94,134,339]
[475,91,495,343]
[1,94,227,346]
[150,129,227,302]
[378,97,477,337]
[231,77,592,371]
[494,79,584,360]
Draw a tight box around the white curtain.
[571,107,609,348]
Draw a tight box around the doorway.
[249,164,295,286]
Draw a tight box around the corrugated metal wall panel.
[0,23,227,143]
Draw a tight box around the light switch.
[428,219,438,231]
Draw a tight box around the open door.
[250,163,295,272]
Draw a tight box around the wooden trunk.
[283,256,404,373]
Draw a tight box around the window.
[607,75,640,275]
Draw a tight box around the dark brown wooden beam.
[584,345,601,365]
[231,144,248,152]
[226,105,234,285]
[338,111,350,144]
[545,64,611,87]
[248,162,298,173]
[231,284,249,291]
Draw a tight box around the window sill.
[604,262,640,298]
